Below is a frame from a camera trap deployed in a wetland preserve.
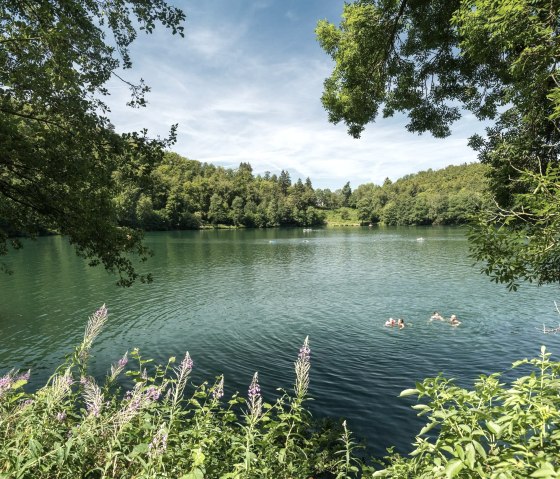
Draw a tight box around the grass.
[324,208,362,227]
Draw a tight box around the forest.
[113,153,491,230]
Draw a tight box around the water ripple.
[1,227,559,458]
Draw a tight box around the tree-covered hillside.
[353,163,492,226]
[113,154,491,230]
[114,153,325,229]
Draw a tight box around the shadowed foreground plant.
[374,345,560,478]
[0,306,359,479]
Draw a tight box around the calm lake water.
[1,227,560,457]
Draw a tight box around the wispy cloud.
[104,0,482,190]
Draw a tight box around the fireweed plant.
[0,306,359,479]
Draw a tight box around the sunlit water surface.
[1,227,559,457]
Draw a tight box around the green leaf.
[418,422,437,435]
[445,459,465,478]
[530,462,557,478]
[129,443,149,457]
[372,470,389,477]
[472,440,487,460]
[399,388,420,397]
[486,421,502,437]
[182,468,205,479]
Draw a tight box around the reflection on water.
[1,226,559,457]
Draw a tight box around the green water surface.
[1,226,559,457]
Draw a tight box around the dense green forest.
[113,153,491,230]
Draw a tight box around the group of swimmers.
[384,312,461,329]
[384,317,406,329]
[430,311,461,326]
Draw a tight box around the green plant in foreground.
[0,306,359,479]
[375,346,560,478]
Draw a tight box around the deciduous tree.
[317,0,560,288]
[0,0,185,285]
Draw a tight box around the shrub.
[375,346,560,478]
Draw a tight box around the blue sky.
[106,0,483,190]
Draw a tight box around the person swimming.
[430,311,444,321]
[385,318,396,327]
[450,314,461,326]
[397,318,405,329]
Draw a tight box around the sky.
[105,0,484,190]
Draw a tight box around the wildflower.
[82,377,103,417]
[56,411,67,422]
[79,305,108,362]
[145,386,161,402]
[212,376,224,400]
[110,352,128,380]
[148,424,169,457]
[117,353,128,368]
[295,336,311,398]
[0,372,13,398]
[247,372,262,421]
[17,370,31,382]
[47,369,74,404]
[171,351,193,407]
[299,338,311,362]
[113,383,147,434]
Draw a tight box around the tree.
[0,1,185,286]
[278,169,292,195]
[316,0,560,289]
[341,181,353,207]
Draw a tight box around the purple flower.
[247,372,262,420]
[212,376,224,400]
[148,425,169,457]
[248,382,261,400]
[145,386,161,402]
[56,411,67,422]
[298,344,311,362]
[17,370,31,382]
[0,374,12,389]
[180,352,193,373]
[117,355,128,368]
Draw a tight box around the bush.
[0,306,361,479]
[375,346,560,478]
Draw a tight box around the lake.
[1,226,559,458]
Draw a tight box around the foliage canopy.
[316,0,560,289]
[0,0,185,285]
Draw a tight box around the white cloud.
[103,1,483,190]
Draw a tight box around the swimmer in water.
[397,318,405,329]
[385,318,396,327]
[450,314,461,326]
